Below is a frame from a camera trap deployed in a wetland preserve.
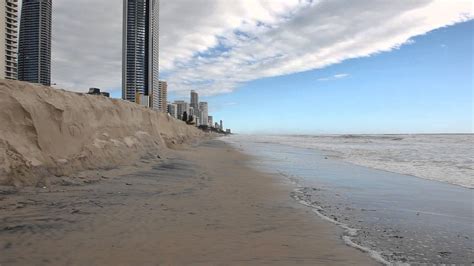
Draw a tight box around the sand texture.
[0,80,205,186]
[0,140,377,265]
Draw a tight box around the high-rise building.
[195,114,201,126]
[151,80,167,112]
[195,109,203,126]
[122,0,159,106]
[199,102,209,126]
[208,116,213,127]
[0,0,18,80]
[220,120,223,130]
[190,90,198,110]
[174,100,189,120]
[167,103,177,118]
[158,80,167,112]
[18,0,52,86]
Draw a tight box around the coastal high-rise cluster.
[0,0,230,132]
[0,0,52,85]
[165,90,228,132]
[122,0,230,132]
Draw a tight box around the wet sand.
[224,136,474,264]
[0,140,376,265]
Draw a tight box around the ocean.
[223,134,473,264]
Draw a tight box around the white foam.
[227,134,474,189]
[290,186,395,265]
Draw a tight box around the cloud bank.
[49,0,472,95]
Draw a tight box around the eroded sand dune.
[0,80,204,186]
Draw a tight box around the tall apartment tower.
[174,100,189,120]
[208,116,213,127]
[150,79,166,111]
[18,0,52,86]
[167,103,177,118]
[0,0,18,80]
[157,80,167,112]
[122,0,159,107]
[199,102,209,126]
[190,90,198,110]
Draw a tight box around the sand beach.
[0,140,377,265]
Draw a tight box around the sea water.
[223,134,474,264]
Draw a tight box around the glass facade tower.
[122,0,159,108]
[18,0,52,86]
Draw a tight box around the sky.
[46,0,472,134]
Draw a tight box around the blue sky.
[100,2,473,134]
[191,21,473,134]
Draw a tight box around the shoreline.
[0,139,377,265]
[224,134,473,189]
[223,139,390,264]
[224,136,473,264]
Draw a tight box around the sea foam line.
[287,179,401,266]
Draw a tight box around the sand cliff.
[0,80,205,186]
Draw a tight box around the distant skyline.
[32,0,473,134]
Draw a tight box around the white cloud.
[318,73,350,81]
[48,0,473,95]
[51,0,123,90]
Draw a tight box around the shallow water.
[225,134,474,188]
[224,135,474,264]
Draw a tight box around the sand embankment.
[0,80,205,186]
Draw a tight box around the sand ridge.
[0,80,206,186]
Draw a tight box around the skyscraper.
[190,90,198,110]
[0,0,18,80]
[150,80,166,111]
[122,0,159,106]
[208,116,213,127]
[18,0,52,86]
[199,102,209,126]
[158,80,167,112]
[167,103,177,118]
[174,100,189,120]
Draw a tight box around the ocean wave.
[230,134,474,189]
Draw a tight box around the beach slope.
[0,80,204,186]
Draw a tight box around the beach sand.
[0,140,377,265]
[0,80,206,187]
